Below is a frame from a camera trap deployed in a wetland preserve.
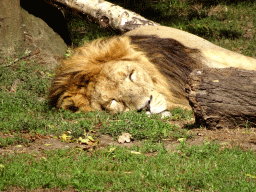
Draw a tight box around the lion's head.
[49,36,178,114]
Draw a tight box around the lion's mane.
[49,35,203,111]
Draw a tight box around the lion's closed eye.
[129,70,136,82]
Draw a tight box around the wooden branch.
[185,68,256,129]
[45,0,159,32]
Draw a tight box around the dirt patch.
[1,121,256,156]
[0,133,143,156]
[166,123,256,152]
[189,127,256,151]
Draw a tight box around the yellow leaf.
[16,145,22,148]
[44,144,51,146]
[108,147,116,153]
[48,125,54,129]
[131,151,141,155]
[61,133,67,141]
[177,138,186,143]
[0,164,5,170]
[88,136,94,141]
[60,133,72,142]
[46,72,55,77]
[80,138,90,144]
[246,174,256,179]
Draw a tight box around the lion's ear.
[58,93,93,112]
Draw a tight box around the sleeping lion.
[49,26,256,114]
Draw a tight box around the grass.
[1,143,255,191]
[101,110,193,142]
[1,0,256,191]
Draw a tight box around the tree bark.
[0,0,23,55]
[186,68,256,129]
[45,0,159,32]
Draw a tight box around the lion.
[49,26,256,114]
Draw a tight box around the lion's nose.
[137,95,152,112]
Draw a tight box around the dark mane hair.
[129,35,204,101]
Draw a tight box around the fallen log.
[45,0,159,32]
[185,68,256,129]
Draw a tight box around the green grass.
[101,110,193,142]
[1,0,256,191]
[0,143,255,191]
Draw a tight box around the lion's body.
[126,26,256,70]
[49,26,256,113]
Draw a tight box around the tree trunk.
[46,0,159,32]
[0,0,23,56]
[186,68,256,129]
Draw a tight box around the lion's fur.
[126,26,256,70]
[49,35,188,112]
[49,26,256,113]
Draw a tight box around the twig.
[1,49,40,67]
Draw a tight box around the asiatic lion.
[49,26,256,114]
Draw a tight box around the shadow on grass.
[183,25,242,40]
[196,0,255,6]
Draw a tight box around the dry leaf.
[87,136,94,141]
[130,151,141,155]
[108,147,116,153]
[118,133,133,143]
[0,164,5,170]
[246,174,256,179]
[78,136,97,145]
[79,137,90,144]
[59,132,72,142]
[177,138,186,143]
[59,133,72,142]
